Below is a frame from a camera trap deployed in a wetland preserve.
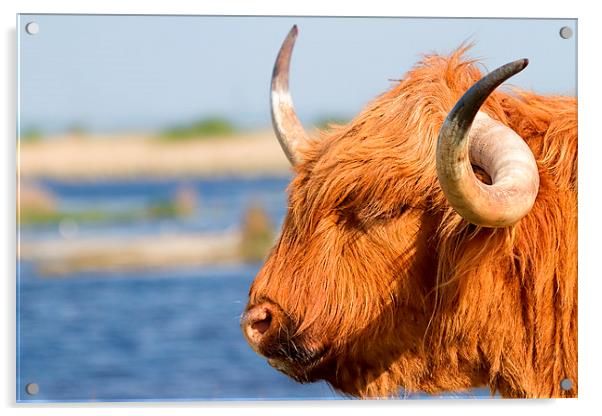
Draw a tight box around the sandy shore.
[19,231,244,276]
[18,131,294,179]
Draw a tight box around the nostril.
[251,312,272,335]
[243,304,276,346]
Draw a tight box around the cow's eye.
[364,206,409,223]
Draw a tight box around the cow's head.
[241,26,539,397]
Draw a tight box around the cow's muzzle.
[241,301,293,358]
[241,301,329,382]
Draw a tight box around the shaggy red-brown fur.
[247,47,577,398]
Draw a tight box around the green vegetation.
[239,203,275,262]
[158,117,237,141]
[20,208,122,225]
[314,116,349,131]
[19,183,199,227]
[20,127,43,143]
[19,200,193,226]
[146,201,181,218]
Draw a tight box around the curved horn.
[436,59,539,227]
[271,25,310,165]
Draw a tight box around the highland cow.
[241,26,577,398]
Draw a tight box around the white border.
[3,1,600,415]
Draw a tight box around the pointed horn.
[270,25,310,166]
[436,59,539,227]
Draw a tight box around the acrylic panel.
[16,14,577,402]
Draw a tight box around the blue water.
[17,262,341,402]
[17,177,491,402]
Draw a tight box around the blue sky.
[18,15,576,134]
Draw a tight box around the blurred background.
[17,15,576,402]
